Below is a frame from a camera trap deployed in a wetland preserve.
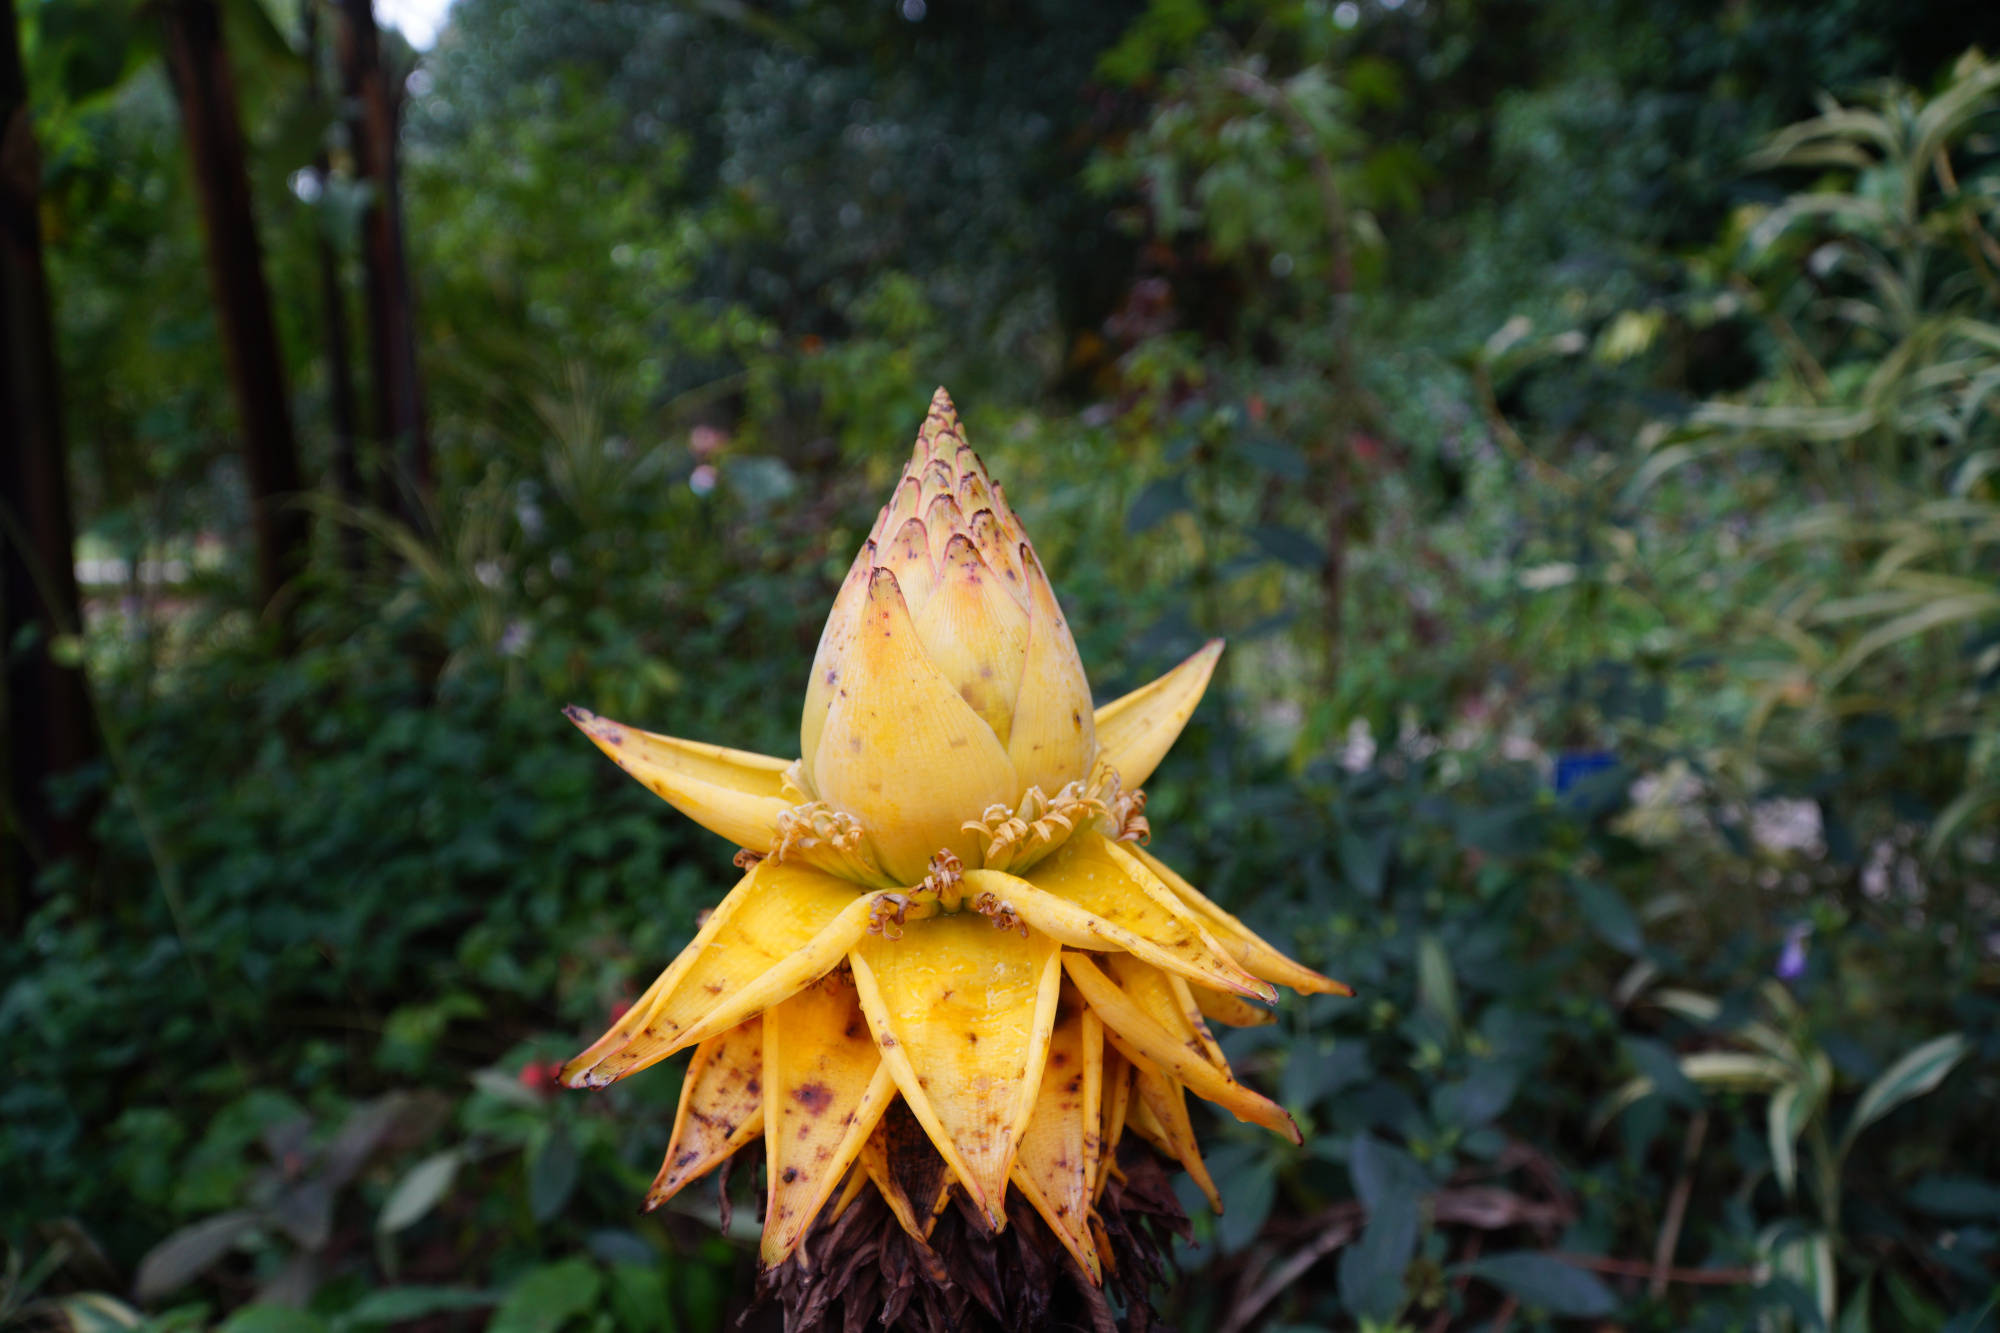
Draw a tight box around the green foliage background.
[5,1,1999,1330]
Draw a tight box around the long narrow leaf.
[1823,598,2000,687]
[1839,1034,1969,1155]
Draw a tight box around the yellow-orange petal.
[761,972,899,1268]
[645,1018,765,1210]
[1103,955,1228,1074]
[1095,1048,1133,1205]
[811,568,1018,884]
[1010,998,1104,1283]
[967,507,1025,598]
[1131,846,1353,997]
[849,913,1062,1229]
[871,474,923,544]
[1129,1066,1222,1212]
[1012,832,1275,1001]
[1091,640,1223,791]
[802,542,875,772]
[913,534,1031,746]
[654,891,886,1059]
[559,861,867,1088]
[559,858,770,1084]
[1063,952,1300,1144]
[1192,984,1276,1029]
[566,706,791,853]
[1004,543,1097,798]
[880,516,938,617]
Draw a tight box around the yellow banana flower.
[561,388,1347,1286]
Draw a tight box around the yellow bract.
[811,568,1019,884]
[647,1018,764,1210]
[1010,997,1105,1281]
[566,706,791,853]
[1092,638,1223,791]
[560,388,1348,1273]
[760,973,898,1267]
[852,913,1063,1230]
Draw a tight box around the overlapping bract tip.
[557,389,1351,1278]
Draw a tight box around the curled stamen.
[972,891,1029,939]
[773,801,869,857]
[1109,786,1150,845]
[864,888,942,940]
[920,850,965,912]
[868,893,912,941]
[768,799,894,886]
[732,848,766,870]
[961,761,1133,874]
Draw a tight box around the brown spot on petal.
[793,1081,835,1115]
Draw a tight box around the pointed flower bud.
[791,389,1098,885]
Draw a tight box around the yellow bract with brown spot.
[561,388,1349,1275]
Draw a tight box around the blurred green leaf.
[134,1211,258,1303]
[1839,1034,1969,1155]
[1127,477,1192,535]
[1568,879,1642,954]
[47,1294,145,1333]
[1905,1174,2000,1220]
[529,1125,580,1223]
[1337,1186,1418,1323]
[1237,436,1307,481]
[343,1287,497,1325]
[489,1259,602,1333]
[216,1308,326,1333]
[605,1262,669,1333]
[1250,524,1324,570]
[1210,1146,1275,1254]
[378,1152,463,1235]
[1431,1063,1519,1131]
[1414,935,1458,1038]
[1455,1253,1618,1317]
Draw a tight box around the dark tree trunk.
[304,0,364,570]
[160,0,308,628]
[337,0,429,524]
[1,0,102,924]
